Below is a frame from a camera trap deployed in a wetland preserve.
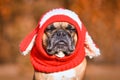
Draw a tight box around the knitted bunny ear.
[84,32,100,59]
[19,25,39,55]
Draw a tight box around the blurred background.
[0,0,120,80]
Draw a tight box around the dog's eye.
[66,25,76,31]
[45,25,56,32]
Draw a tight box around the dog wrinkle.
[53,22,69,28]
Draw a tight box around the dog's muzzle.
[46,29,75,56]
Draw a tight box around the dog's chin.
[46,40,74,57]
[55,51,65,58]
[46,41,75,58]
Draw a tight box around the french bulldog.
[34,22,87,80]
[19,8,100,80]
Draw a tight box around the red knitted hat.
[19,8,100,73]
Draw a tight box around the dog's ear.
[19,25,39,55]
[84,32,100,59]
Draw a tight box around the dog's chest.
[49,69,76,80]
[34,58,87,80]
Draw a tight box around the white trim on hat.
[84,32,100,58]
[39,8,82,29]
[20,8,101,57]
[22,35,37,55]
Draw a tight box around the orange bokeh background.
[0,0,120,80]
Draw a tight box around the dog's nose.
[56,30,66,37]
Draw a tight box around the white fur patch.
[55,51,65,58]
[49,69,76,80]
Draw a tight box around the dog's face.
[42,22,78,58]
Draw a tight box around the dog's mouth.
[46,37,75,58]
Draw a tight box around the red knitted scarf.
[30,15,87,73]
[20,9,100,73]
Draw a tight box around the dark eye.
[45,25,56,32]
[66,25,76,31]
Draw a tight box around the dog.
[34,22,87,80]
[19,8,100,80]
